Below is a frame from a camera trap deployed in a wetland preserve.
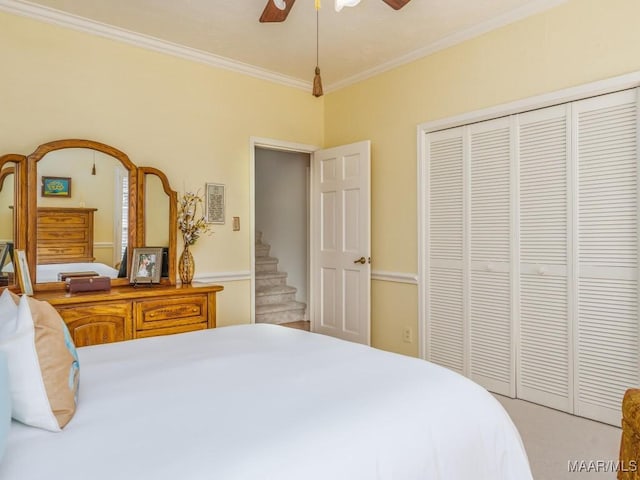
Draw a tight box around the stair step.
[256,285,297,305]
[255,271,287,287]
[256,301,307,325]
[255,256,279,273]
[255,243,270,257]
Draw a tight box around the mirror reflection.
[36,149,129,283]
[0,164,15,285]
[145,174,170,247]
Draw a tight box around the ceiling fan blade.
[382,0,411,10]
[260,0,297,23]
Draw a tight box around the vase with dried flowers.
[177,191,211,284]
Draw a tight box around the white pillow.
[0,290,79,431]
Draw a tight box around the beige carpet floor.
[495,395,622,480]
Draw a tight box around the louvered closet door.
[574,89,640,425]
[468,118,514,395]
[517,105,572,412]
[426,128,465,374]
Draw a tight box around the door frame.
[249,137,320,325]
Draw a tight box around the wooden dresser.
[620,389,640,479]
[37,207,96,264]
[34,284,223,347]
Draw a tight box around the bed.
[1,324,533,480]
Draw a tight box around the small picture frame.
[14,249,33,295]
[130,247,163,284]
[205,183,225,224]
[42,176,72,197]
[0,242,11,269]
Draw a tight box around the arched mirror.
[33,148,131,283]
[0,139,178,292]
[139,167,177,284]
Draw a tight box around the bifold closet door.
[425,128,465,375]
[517,105,572,412]
[574,89,640,425]
[468,118,514,396]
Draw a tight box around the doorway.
[250,137,319,330]
[254,147,310,329]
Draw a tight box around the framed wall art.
[42,176,72,197]
[205,183,225,224]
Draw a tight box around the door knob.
[353,256,367,264]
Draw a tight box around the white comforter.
[2,324,532,480]
[36,262,120,283]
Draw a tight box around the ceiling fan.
[260,0,412,23]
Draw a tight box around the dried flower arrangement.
[177,191,212,247]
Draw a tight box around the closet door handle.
[353,256,367,264]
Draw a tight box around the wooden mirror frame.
[0,154,27,291]
[138,166,177,287]
[18,139,177,291]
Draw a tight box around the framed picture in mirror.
[41,176,72,197]
[130,247,163,284]
[14,249,33,295]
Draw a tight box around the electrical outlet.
[402,327,413,343]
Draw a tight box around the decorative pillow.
[0,351,11,462]
[0,290,79,431]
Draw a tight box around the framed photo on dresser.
[130,247,163,284]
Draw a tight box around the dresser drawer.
[38,229,89,242]
[135,322,207,339]
[38,212,91,227]
[135,295,208,331]
[38,244,92,262]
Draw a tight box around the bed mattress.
[2,324,532,480]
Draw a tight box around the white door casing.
[311,141,371,345]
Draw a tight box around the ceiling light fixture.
[312,0,323,97]
[273,0,287,10]
[335,0,361,12]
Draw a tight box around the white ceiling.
[5,0,566,90]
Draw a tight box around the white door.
[311,141,371,345]
[574,89,639,425]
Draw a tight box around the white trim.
[0,0,566,94]
[194,271,250,283]
[0,0,309,91]
[326,0,568,92]
[371,270,417,285]
[249,137,320,325]
[418,71,640,134]
[93,242,113,249]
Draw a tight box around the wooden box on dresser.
[34,284,224,347]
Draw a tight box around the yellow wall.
[3,0,640,354]
[0,11,323,325]
[325,0,640,356]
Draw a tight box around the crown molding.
[325,0,568,92]
[1,0,567,94]
[0,0,311,92]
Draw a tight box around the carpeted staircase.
[255,231,306,324]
